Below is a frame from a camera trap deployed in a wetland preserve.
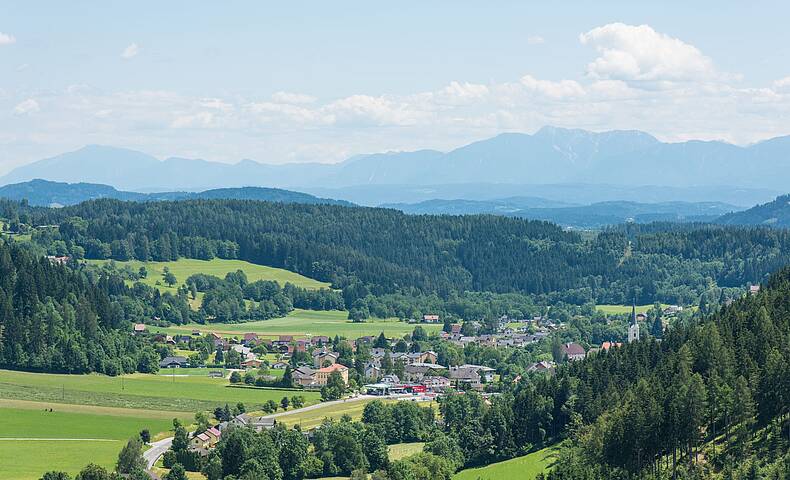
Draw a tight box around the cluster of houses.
[438,317,555,349]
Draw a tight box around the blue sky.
[2,1,790,173]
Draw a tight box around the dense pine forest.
[0,240,184,374]
[2,198,790,312]
[432,267,790,479]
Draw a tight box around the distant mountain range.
[2,127,790,198]
[717,194,790,227]
[0,179,352,207]
[384,198,741,228]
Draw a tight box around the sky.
[2,1,790,174]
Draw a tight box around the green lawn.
[154,309,441,339]
[453,446,559,480]
[388,442,425,461]
[0,406,175,480]
[0,369,320,413]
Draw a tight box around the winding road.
[143,436,173,479]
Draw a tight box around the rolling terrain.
[717,193,790,227]
[0,179,351,207]
[384,198,740,228]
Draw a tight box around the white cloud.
[14,98,40,115]
[527,35,545,45]
[519,75,585,99]
[580,23,720,86]
[0,32,15,46]
[271,91,317,104]
[773,76,790,91]
[121,43,140,59]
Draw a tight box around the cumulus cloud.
[519,75,585,99]
[580,23,720,86]
[271,91,317,104]
[121,43,140,59]
[0,32,15,46]
[527,35,545,45]
[14,98,40,115]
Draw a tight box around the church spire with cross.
[628,300,640,343]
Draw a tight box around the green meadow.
[0,369,320,413]
[88,257,331,296]
[154,309,441,339]
[0,405,175,480]
[595,303,664,314]
[453,446,559,480]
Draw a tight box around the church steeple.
[628,299,640,343]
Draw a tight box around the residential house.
[527,360,556,374]
[272,361,289,370]
[133,323,146,335]
[422,314,440,323]
[364,362,381,380]
[404,362,446,382]
[380,374,400,385]
[228,414,276,432]
[422,376,451,391]
[159,356,188,368]
[311,335,330,346]
[600,341,622,352]
[314,363,349,386]
[560,343,586,361]
[313,351,338,368]
[292,366,316,387]
[242,333,260,346]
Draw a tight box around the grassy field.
[88,258,331,301]
[274,398,394,430]
[0,405,175,480]
[596,303,664,314]
[0,369,319,413]
[154,309,441,339]
[453,446,559,480]
[388,442,425,461]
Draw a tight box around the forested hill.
[0,179,351,207]
[717,193,790,228]
[4,198,790,306]
[0,241,167,374]
[439,267,790,479]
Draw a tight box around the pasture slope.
[453,446,559,480]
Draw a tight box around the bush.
[229,371,242,383]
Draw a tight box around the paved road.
[144,436,173,473]
[261,393,432,420]
[260,394,377,420]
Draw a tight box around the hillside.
[385,198,740,228]
[0,179,351,207]
[4,198,790,306]
[4,128,790,193]
[717,194,790,227]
